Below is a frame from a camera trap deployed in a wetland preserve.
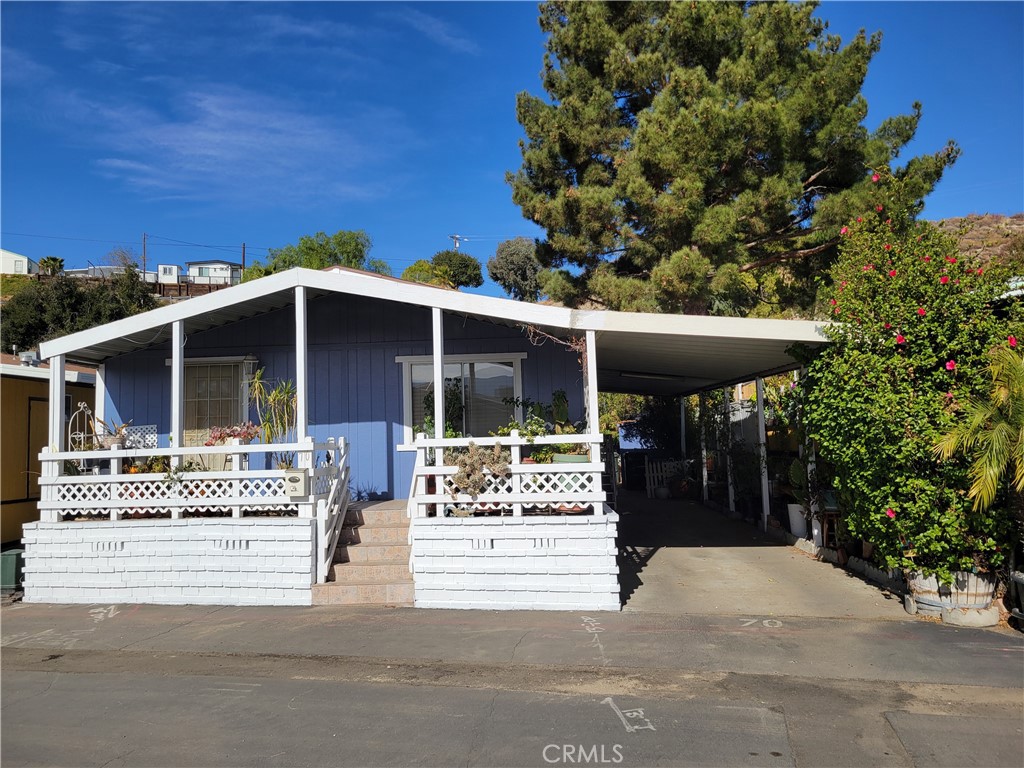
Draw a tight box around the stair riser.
[329,563,411,583]
[312,582,414,606]
[340,526,409,545]
[346,508,408,526]
[335,544,411,564]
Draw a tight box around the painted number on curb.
[602,697,655,733]
[740,618,783,628]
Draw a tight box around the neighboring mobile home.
[24,267,826,609]
[0,353,95,544]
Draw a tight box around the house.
[23,267,826,609]
[185,259,242,286]
[0,352,95,545]
[1,248,39,275]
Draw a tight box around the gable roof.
[38,266,827,396]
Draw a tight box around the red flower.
[917,307,926,316]
[885,508,896,519]
[922,255,931,262]
[895,334,905,344]
[833,307,841,315]
[946,256,957,264]
[840,226,849,235]
[856,217,863,223]
[940,276,949,285]
[863,264,874,271]
[945,360,956,371]
[977,268,984,275]
[889,269,897,277]
[884,322,891,329]
[884,244,892,251]
[876,205,884,212]
[829,298,837,306]
[872,173,881,183]
[1009,335,1018,348]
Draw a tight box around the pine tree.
[508,1,959,316]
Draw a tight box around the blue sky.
[2,1,1021,298]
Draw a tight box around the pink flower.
[889,269,897,277]
[940,276,949,285]
[945,360,956,371]
[977,268,984,275]
[917,307,926,316]
[885,508,896,519]
[895,334,906,344]
[872,173,881,183]
[833,307,841,315]
[863,264,874,271]
[876,205,884,212]
[840,226,849,235]
[946,256,957,264]
[922,255,932,262]
[829,298,837,306]
[1009,335,1018,348]
[884,322,891,329]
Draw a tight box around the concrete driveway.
[616,492,909,620]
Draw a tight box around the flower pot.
[906,571,997,615]
[810,516,823,547]
[786,503,808,538]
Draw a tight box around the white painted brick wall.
[410,513,620,611]
[22,519,316,606]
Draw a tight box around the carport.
[589,312,902,618]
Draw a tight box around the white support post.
[679,397,686,461]
[94,363,106,425]
[48,353,66,451]
[297,435,315,518]
[724,388,735,513]
[295,285,309,441]
[432,307,445,443]
[699,395,708,503]
[510,430,523,517]
[756,377,771,532]
[584,330,600,435]
[170,320,184,463]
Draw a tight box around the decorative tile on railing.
[520,471,589,495]
[124,425,158,450]
[56,483,112,503]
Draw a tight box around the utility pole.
[448,234,465,250]
[142,232,147,276]
[241,242,246,272]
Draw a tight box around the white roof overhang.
[39,267,828,395]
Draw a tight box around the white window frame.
[396,352,526,444]
[164,355,256,441]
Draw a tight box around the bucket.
[786,504,807,538]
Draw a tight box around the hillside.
[930,213,1024,268]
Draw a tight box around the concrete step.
[346,505,408,527]
[329,561,412,584]
[334,543,411,564]
[340,523,409,546]
[311,581,414,606]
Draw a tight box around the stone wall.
[21,519,316,606]
[410,513,620,611]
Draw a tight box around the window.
[399,354,525,441]
[14,260,24,273]
[184,362,245,446]
[197,267,211,277]
[161,266,173,276]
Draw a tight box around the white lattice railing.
[403,432,607,518]
[644,457,685,498]
[38,437,347,525]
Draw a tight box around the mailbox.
[284,471,309,498]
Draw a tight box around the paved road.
[3,602,1022,767]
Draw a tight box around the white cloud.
[53,83,417,206]
[385,7,480,55]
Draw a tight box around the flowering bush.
[204,421,261,446]
[801,175,1022,584]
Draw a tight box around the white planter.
[786,504,807,538]
[810,517,823,547]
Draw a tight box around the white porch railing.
[404,432,607,519]
[644,457,685,498]
[37,436,350,583]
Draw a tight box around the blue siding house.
[25,267,826,609]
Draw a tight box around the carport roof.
[39,267,828,395]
